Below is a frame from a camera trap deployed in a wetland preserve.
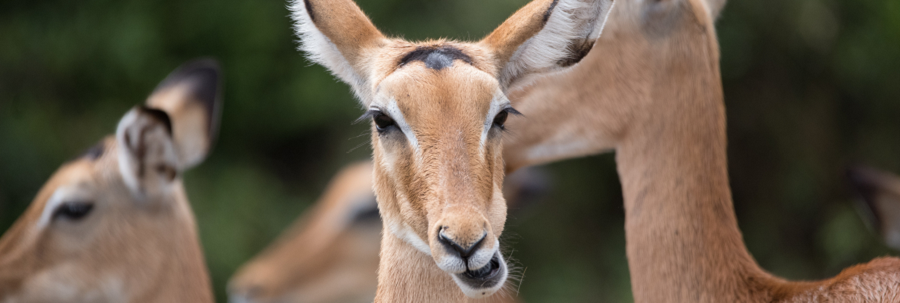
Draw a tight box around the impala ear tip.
[158,58,222,102]
[155,58,223,136]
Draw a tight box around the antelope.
[496,0,900,301]
[0,60,222,302]
[227,162,548,303]
[848,166,900,251]
[289,0,614,300]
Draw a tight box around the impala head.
[229,162,381,303]
[0,60,222,302]
[290,0,613,297]
[847,166,900,250]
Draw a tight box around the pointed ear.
[704,0,726,20]
[481,0,615,87]
[116,59,222,196]
[289,0,387,105]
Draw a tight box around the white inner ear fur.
[499,0,615,87]
[289,0,374,106]
[115,109,180,197]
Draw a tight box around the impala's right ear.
[481,0,614,88]
[116,59,222,197]
[290,0,386,105]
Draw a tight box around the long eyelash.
[354,109,381,124]
[505,107,523,116]
[495,108,522,133]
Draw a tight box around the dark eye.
[53,202,94,221]
[373,112,396,132]
[492,111,509,129]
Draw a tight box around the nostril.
[437,229,487,259]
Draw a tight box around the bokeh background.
[2,0,899,302]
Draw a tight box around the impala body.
[498,0,900,301]
[0,60,222,303]
[289,0,614,300]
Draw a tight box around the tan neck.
[374,231,467,303]
[615,93,778,301]
[131,198,215,303]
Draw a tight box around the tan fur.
[500,0,900,302]
[302,0,386,71]
[0,61,220,303]
[481,0,556,67]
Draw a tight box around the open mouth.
[452,251,507,298]
[464,254,501,280]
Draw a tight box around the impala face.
[0,60,221,302]
[291,0,613,298]
[368,44,515,296]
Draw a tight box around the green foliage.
[1,0,899,302]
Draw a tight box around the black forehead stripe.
[398,46,473,71]
[544,0,560,24]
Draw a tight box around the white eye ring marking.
[481,89,511,146]
[372,97,419,150]
[37,185,93,229]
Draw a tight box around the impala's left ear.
[481,0,615,87]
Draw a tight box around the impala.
[848,165,900,251]
[498,0,900,301]
[228,162,548,303]
[289,0,614,300]
[0,60,222,302]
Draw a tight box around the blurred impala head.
[0,60,222,303]
[289,0,613,298]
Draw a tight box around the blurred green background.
[2,0,899,302]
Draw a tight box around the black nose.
[437,228,486,259]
